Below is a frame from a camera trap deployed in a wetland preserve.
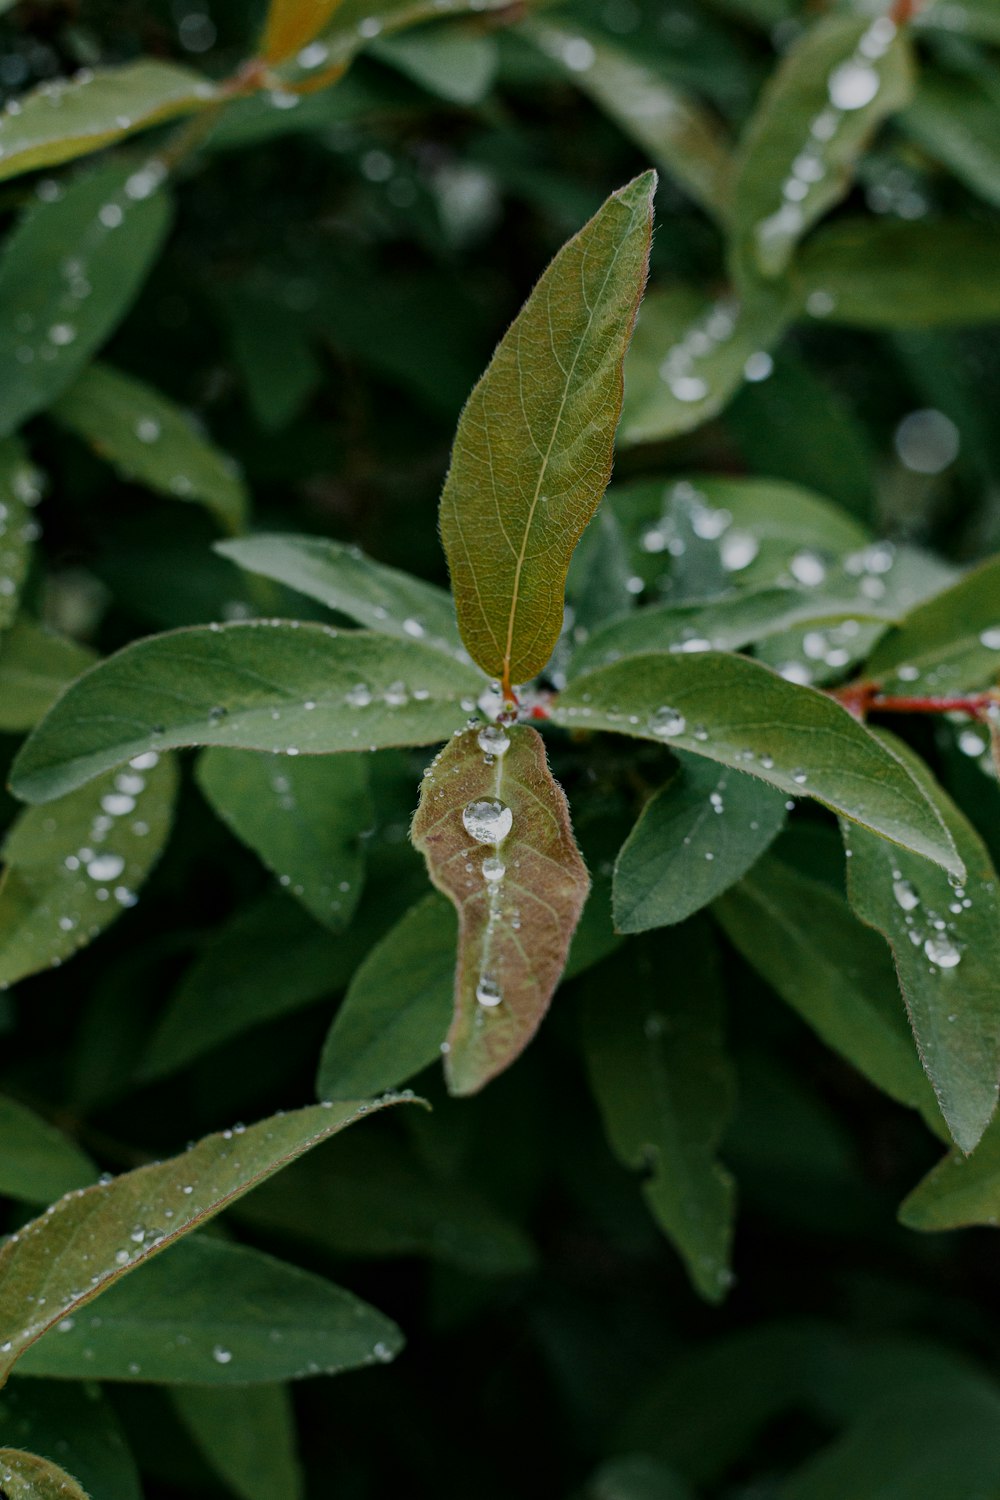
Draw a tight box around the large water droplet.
[482,854,506,883]
[476,976,503,1007]
[87,853,125,882]
[828,60,880,110]
[477,724,510,757]
[462,798,513,844]
[893,878,920,911]
[924,935,962,968]
[649,706,686,739]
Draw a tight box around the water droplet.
[959,728,987,757]
[477,724,510,757]
[48,322,76,346]
[649,706,686,739]
[402,617,424,638]
[463,799,513,844]
[789,549,826,586]
[87,853,125,882]
[670,375,708,403]
[476,976,503,1007]
[828,60,880,111]
[384,680,408,706]
[482,854,506,883]
[720,530,759,572]
[135,416,160,443]
[980,627,1000,650]
[924,935,962,969]
[346,683,372,707]
[743,351,773,383]
[98,202,124,228]
[130,751,159,770]
[893,878,920,911]
[212,1345,233,1364]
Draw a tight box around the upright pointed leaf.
[0,1450,90,1500]
[841,733,1000,1153]
[551,652,961,874]
[10,623,483,805]
[581,931,736,1303]
[0,618,95,733]
[0,439,42,630]
[0,159,172,437]
[172,1385,302,1500]
[439,172,655,688]
[411,724,590,1094]
[0,1095,94,1205]
[0,1095,411,1384]
[52,363,247,534]
[866,554,1000,693]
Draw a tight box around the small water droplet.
[212,1345,233,1364]
[476,976,503,1007]
[893,878,920,911]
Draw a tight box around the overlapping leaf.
[411,724,590,1094]
[866,554,1000,693]
[0,618,95,733]
[901,1112,1000,1231]
[0,1095,95,1205]
[0,1382,141,1500]
[903,70,1000,211]
[172,1386,301,1500]
[0,1449,91,1500]
[261,0,348,62]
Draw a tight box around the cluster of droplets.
[888,864,970,971]
[461,704,517,1011]
[0,459,42,606]
[657,298,741,406]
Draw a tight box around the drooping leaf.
[372,24,498,106]
[715,856,943,1127]
[0,1449,91,1500]
[52,363,248,534]
[901,1110,1000,1232]
[0,1382,141,1500]
[0,1095,411,1383]
[551,652,961,874]
[841,732,1000,1153]
[0,618,95,733]
[0,752,178,989]
[613,754,787,933]
[411,724,590,1095]
[581,929,736,1302]
[0,159,172,438]
[10,622,484,805]
[0,438,42,630]
[0,1095,95,1205]
[731,12,914,280]
[261,0,348,62]
[196,748,371,930]
[865,553,1000,693]
[439,171,655,688]
[0,62,217,184]
[172,1385,302,1500]
[216,532,464,659]
[317,891,454,1099]
[140,894,359,1080]
[16,1236,402,1384]
[524,20,732,221]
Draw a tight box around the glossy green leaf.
[0,1382,141,1500]
[581,930,736,1302]
[0,752,178,989]
[372,24,497,106]
[216,533,464,659]
[552,652,961,874]
[0,618,95,733]
[261,0,347,62]
[304,0,514,75]
[0,1095,94,1205]
[0,439,42,630]
[141,894,357,1080]
[903,70,1000,211]
[715,856,942,1126]
[317,891,454,1099]
[796,219,1000,328]
[0,1449,90,1500]
[52,363,247,534]
[0,62,216,183]
[10,622,484,805]
[866,554,1000,693]
[915,0,1000,45]
[585,1455,695,1500]
[524,20,732,221]
[196,748,371,930]
[841,733,1000,1153]
[172,1385,302,1500]
[439,171,655,686]
[15,1236,401,1384]
[411,724,590,1095]
[0,159,172,437]
[732,13,914,279]
[901,1110,1000,1231]
[0,1095,410,1383]
[619,284,791,446]
[614,754,787,933]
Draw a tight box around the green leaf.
[796,219,1000,328]
[866,554,1000,693]
[172,1385,302,1500]
[216,290,321,432]
[304,0,515,74]
[439,171,655,687]
[10,622,484,805]
[261,0,347,62]
[317,891,454,1099]
[0,618,95,734]
[0,752,178,989]
[901,1110,1000,1231]
[613,754,787,933]
[0,1095,411,1384]
[841,732,1000,1153]
[619,283,791,446]
[52,363,248,534]
[731,13,914,280]
[715,856,942,1126]
[585,1455,695,1500]
[915,0,1000,45]
[372,23,497,106]
[902,69,1000,212]
[551,652,961,874]
[0,438,42,630]
[216,533,465,659]
[0,62,216,183]
[15,1236,401,1385]
[0,1449,90,1500]
[411,724,590,1095]
[0,1382,141,1500]
[196,748,371,931]
[0,1095,94,1205]
[524,20,732,221]
[140,894,358,1080]
[581,930,736,1303]
[0,159,172,438]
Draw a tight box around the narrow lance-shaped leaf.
[172,1385,302,1500]
[439,171,655,691]
[10,622,484,805]
[0,617,95,734]
[0,61,217,184]
[865,553,1000,693]
[551,652,961,875]
[16,1236,402,1385]
[581,930,736,1303]
[0,439,42,629]
[0,1095,411,1385]
[840,732,1000,1154]
[0,1449,91,1500]
[0,1094,95,1205]
[411,724,590,1095]
[52,363,248,535]
[0,159,172,438]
